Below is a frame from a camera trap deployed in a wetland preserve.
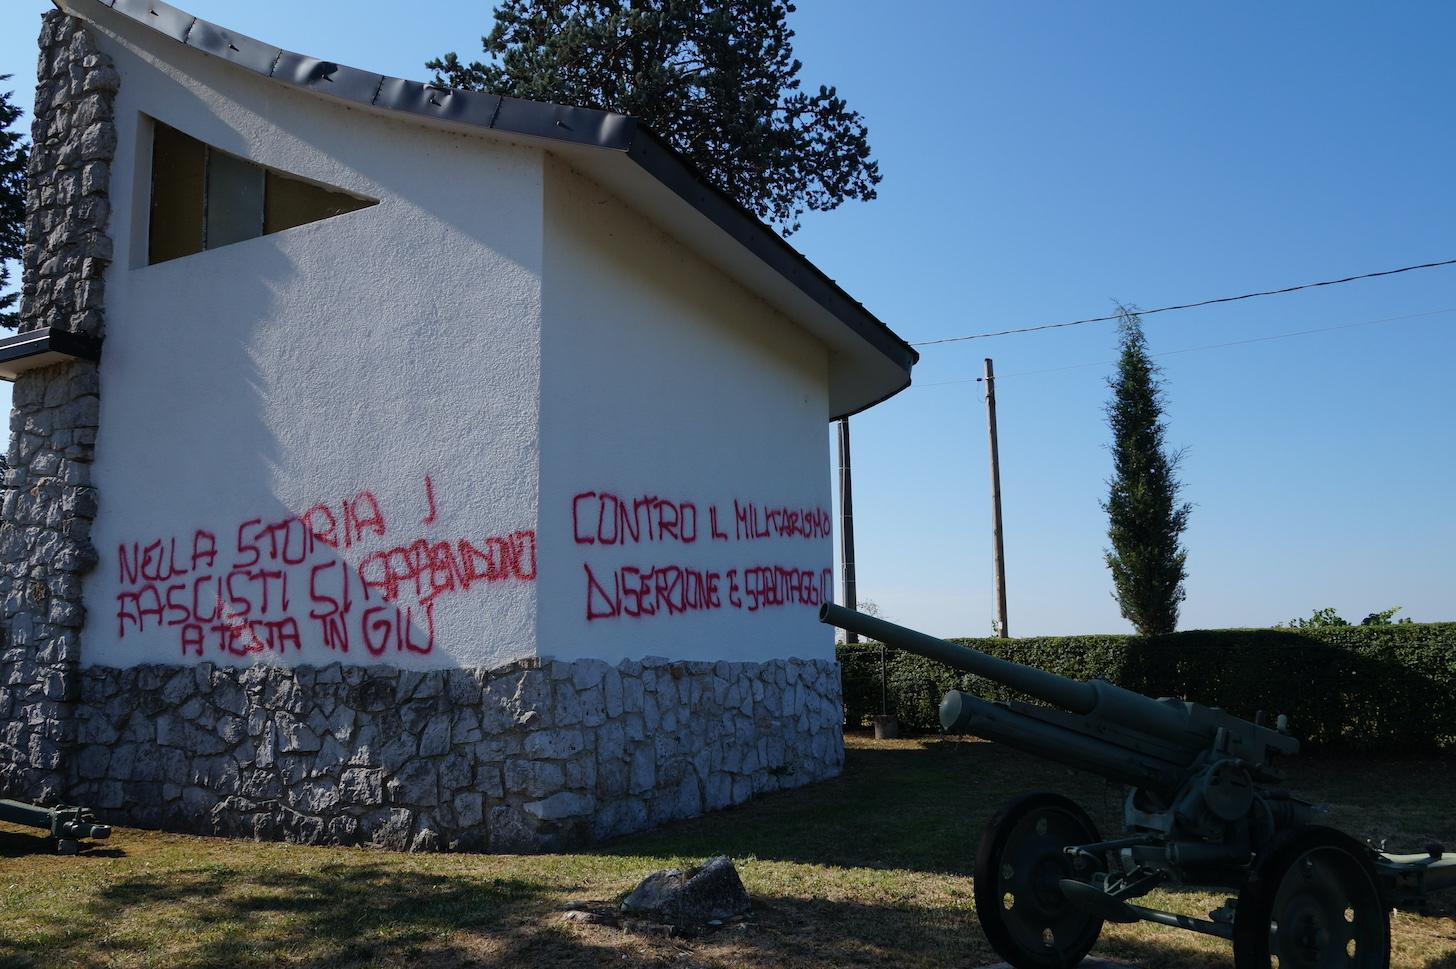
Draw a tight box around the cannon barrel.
[821,602,1097,713]
[821,603,1298,763]
[943,690,1185,792]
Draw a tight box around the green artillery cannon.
[0,798,111,854]
[821,603,1456,969]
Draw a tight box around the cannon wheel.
[1233,825,1390,969]
[973,792,1105,969]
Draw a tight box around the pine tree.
[1102,308,1191,635]
[1,77,30,328]
[428,0,880,235]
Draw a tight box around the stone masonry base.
[64,656,843,851]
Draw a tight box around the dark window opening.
[148,120,376,265]
[148,122,205,264]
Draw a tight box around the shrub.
[837,623,1456,752]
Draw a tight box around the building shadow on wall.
[89,78,440,671]
[95,229,459,671]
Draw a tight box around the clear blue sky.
[3,1,1453,636]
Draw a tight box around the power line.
[910,257,1456,347]
[914,307,1456,388]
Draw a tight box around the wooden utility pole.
[982,358,1010,638]
[836,417,859,644]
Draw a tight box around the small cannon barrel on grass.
[0,798,111,854]
[822,602,1456,969]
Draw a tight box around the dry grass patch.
[2,736,1454,968]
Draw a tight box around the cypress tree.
[1102,308,1191,635]
[1,77,29,328]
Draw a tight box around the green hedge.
[838,623,1456,752]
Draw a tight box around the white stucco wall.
[536,157,835,664]
[81,14,544,670]
[75,10,835,672]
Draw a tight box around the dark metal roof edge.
[0,327,104,365]
[77,0,917,384]
[85,0,644,153]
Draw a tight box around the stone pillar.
[0,12,116,803]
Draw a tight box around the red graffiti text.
[116,479,534,659]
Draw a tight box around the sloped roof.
[59,0,918,418]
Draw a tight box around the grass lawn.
[2,735,1454,968]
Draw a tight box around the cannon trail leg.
[974,792,1106,969]
[1233,826,1390,969]
[0,799,112,854]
